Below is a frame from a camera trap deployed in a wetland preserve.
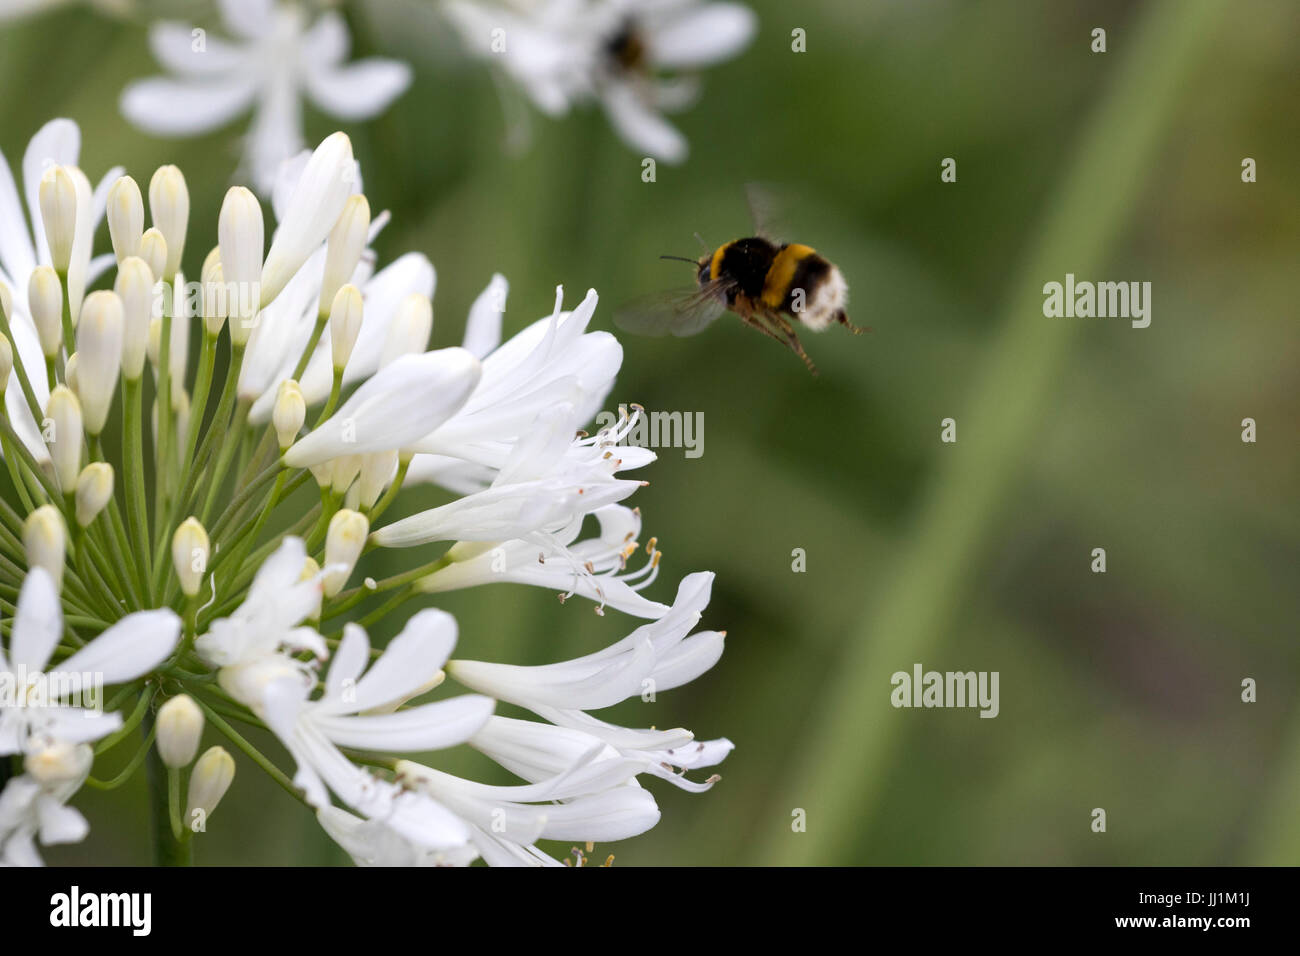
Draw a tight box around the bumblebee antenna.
[693,231,709,251]
[659,255,698,264]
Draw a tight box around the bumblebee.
[615,234,861,375]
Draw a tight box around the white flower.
[415,503,671,618]
[0,568,181,754]
[0,744,92,867]
[0,119,121,461]
[405,286,624,485]
[255,611,496,853]
[196,536,329,676]
[445,0,756,162]
[121,0,412,195]
[448,570,733,790]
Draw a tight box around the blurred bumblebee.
[615,199,863,374]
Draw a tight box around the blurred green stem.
[762,0,1225,865]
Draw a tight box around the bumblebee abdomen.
[762,244,847,331]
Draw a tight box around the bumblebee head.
[660,253,710,287]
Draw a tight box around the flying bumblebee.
[615,197,862,375]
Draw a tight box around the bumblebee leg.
[739,312,787,346]
[837,310,870,335]
[767,312,819,376]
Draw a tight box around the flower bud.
[138,227,168,284]
[272,379,305,450]
[0,332,12,394]
[329,284,363,371]
[261,132,353,308]
[172,517,210,598]
[218,186,264,345]
[28,265,63,359]
[331,454,362,495]
[186,746,235,827]
[114,256,154,380]
[74,461,114,528]
[380,293,432,366]
[149,165,189,280]
[23,505,66,591]
[0,280,10,321]
[45,385,83,492]
[323,509,368,597]
[156,694,204,768]
[202,261,228,337]
[106,175,144,262]
[319,194,370,315]
[358,450,397,510]
[64,351,79,393]
[24,740,92,788]
[38,165,77,271]
[74,291,125,435]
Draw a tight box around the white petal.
[120,76,258,136]
[341,609,456,713]
[149,21,250,74]
[305,59,413,120]
[61,609,181,684]
[312,694,494,751]
[648,4,757,70]
[461,273,507,358]
[9,568,61,674]
[600,82,688,164]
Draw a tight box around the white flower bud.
[138,227,168,285]
[272,379,306,450]
[156,694,204,768]
[0,280,10,321]
[114,256,154,380]
[64,351,78,394]
[261,131,353,308]
[74,291,124,435]
[358,450,398,510]
[149,165,189,279]
[38,165,77,271]
[0,332,12,394]
[74,461,114,528]
[329,284,363,371]
[23,506,66,591]
[28,265,63,359]
[331,454,363,495]
[45,385,83,492]
[173,388,191,458]
[202,261,228,337]
[323,509,368,597]
[218,186,264,345]
[106,175,144,262]
[308,461,333,489]
[186,746,235,826]
[24,740,92,787]
[380,293,433,366]
[200,245,221,285]
[172,517,210,598]
[319,194,370,315]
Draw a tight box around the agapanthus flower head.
[120,0,413,196]
[0,118,731,867]
[445,0,757,162]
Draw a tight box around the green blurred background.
[5,0,1296,864]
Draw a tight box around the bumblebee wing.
[744,181,794,244]
[615,280,732,338]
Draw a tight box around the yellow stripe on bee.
[761,244,817,308]
[709,242,735,281]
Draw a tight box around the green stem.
[143,702,192,865]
